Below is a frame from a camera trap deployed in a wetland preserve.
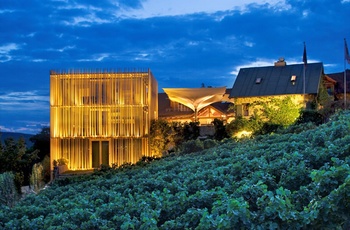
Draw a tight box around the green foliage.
[318,100,343,122]
[57,157,69,166]
[177,139,204,154]
[0,172,18,207]
[1,111,350,229]
[203,139,217,149]
[317,80,333,107]
[30,163,44,193]
[149,119,172,156]
[183,121,200,141]
[41,156,51,183]
[212,118,229,141]
[0,136,38,190]
[255,122,283,135]
[28,127,50,162]
[256,96,301,126]
[295,109,324,125]
[226,115,262,137]
[278,122,317,135]
[150,120,201,155]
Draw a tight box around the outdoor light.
[235,130,252,138]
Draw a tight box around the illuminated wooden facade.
[50,69,158,170]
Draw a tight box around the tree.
[0,172,18,207]
[30,163,44,192]
[183,122,200,141]
[0,137,38,192]
[212,118,228,141]
[29,127,50,162]
[149,120,172,156]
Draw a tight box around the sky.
[1,0,350,134]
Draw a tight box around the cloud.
[0,9,15,14]
[0,121,49,135]
[116,0,291,18]
[0,91,50,134]
[49,45,76,53]
[62,13,112,27]
[0,43,20,54]
[230,58,277,76]
[32,59,48,62]
[134,53,151,61]
[77,53,111,62]
[57,3,103,11]
[229,56,322,83]
[0,43,21,62]
[0,91,49,111]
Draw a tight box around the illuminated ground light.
[235,130,252,138]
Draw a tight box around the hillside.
[1,112,350,229]
[0,132,33,148]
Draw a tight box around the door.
[91,140,109,168]
[101,141,109,166]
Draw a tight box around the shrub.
[203,139,217,149]
[295,110,324,125]
[57,158,69,166]
[0,172,18,207]
[41,155,51,183]
[255,123,283,135]
[178,139,204,154]
[212,118,229,141]
[30,163,44,193]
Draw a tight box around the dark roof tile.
[230,63,324,98]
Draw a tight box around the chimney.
[274,57,286,67]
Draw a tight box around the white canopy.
[163,87,226,112]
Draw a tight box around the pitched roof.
[230,62,324,98]
[327,69,350,95]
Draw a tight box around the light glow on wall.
[50,69,158,170]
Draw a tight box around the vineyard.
[1,111,350,229]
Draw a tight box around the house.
[158,87,234,125]
[326,69,350,103]
[50,69,158,172]
[229,59,336,117]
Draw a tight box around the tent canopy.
[163,87,226,112]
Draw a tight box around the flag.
[345,38,350,64]
[303,42,307,67]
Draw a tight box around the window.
[291,75,297,85]
[255,78,262,84]
[243,104,249,116]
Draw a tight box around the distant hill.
[0,132,34,148]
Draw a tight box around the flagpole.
[345,54,347,109]
[345,38,349,109]
[303,42,307,95]
[303,64,306,94]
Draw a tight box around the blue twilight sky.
[0,0,350,134]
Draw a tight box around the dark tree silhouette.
[29,127,50,162]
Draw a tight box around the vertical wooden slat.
[50,70,158,170]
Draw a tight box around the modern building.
[158,87,234,125]
[50,69,158,171]
[230,59,336,117]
